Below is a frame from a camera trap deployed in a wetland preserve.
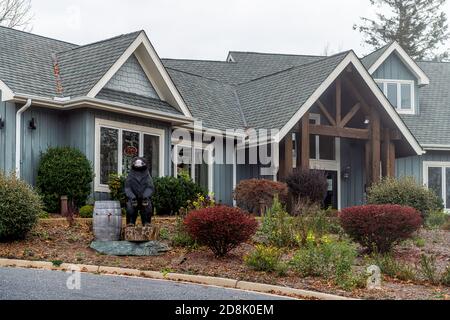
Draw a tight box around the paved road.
[0,267,288,300]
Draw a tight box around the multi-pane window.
[424,162,450,212]
[173,144,212,192]
[96,119,164,190]
[376,80,415,114]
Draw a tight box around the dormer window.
[375,79,415,114]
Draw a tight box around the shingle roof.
[96,88,182,115]
[237,52,350,129]
[0,26,76,97]
[400,61,450,146]
[164,51,349,130]
[57,31,141,97]
[361,43,392,69]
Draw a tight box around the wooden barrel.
[93,201,122,241]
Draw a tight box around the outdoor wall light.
[29,118,37,130]
[342,165,351,180]
[0,116,4,129]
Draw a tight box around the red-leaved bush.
[339,205,422,253]
[184,206,258,257]
[234,179,288,214]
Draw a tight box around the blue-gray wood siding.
[372,52,420,112]
[396,151,450,184]
[0,95,16,174]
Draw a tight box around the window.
[173,144,213,192]
[423,162,450,212]
[375,79,415,114]
[95,119,165,192]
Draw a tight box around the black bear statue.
[124,157,155,226]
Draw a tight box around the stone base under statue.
[124,225,160,242]
[90,240,169,256]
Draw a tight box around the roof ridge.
[417,59,450,64]
[228,50,325,59]
[0,25,78,47]
[165,66,233,85]
[237,50,351,85]
[162,57,231,64]
[57,30,142,55]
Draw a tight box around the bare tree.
[0,0,33,30]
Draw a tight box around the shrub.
[367,253,416,281]
[367,177,443,219]
[339,205,422,253]
[108,174,127,207]
[0,173,42,241]
[290,236,359,289]
[79,205,94,218]
[441,266,450,287]
[285,168,328,204]
[292,200,343,245]
[172,212,196,248]
[36,147,94,213]
[38,211,50,219]
[259,196,295,247]
[418,254,440,285]
[425,210,449,229]
[244,245,283,273]
[234,179,288,214]
[184,206,258,257]
[153,175,207,215]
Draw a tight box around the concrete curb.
[0,258,357,300]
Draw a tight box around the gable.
[372,52,416,81]
[104,54,159,99]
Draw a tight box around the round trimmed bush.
[37,147,94,213]
[286,169,328,204]
[339,204,422,253]
[234,179,288,214]
[184,206,258,257]
[153,175,207,215]
[367,177,443,219]
[79,205,94,218]
[0,173,42,241]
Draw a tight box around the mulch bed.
[0,218,449,300]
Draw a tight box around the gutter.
[15,99,32,177]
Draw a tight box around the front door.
[323,171,338,209]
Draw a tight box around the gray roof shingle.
[361,43,392,69]
[400,61,450,146]
[96,88,182,115]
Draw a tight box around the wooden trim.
[309,124,369,140]
[301,113,310,169]
[340,103,361,128]
[317,100,336,126]
[342,77,370,115]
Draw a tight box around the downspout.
[15,99,32,178]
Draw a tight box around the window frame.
[375,79,415,114]
[94,118,165,193]
[172,142,214,193]
[423,161,450,213]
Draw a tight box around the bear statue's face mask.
[132,158,148,171]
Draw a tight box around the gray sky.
[31,0,450,60]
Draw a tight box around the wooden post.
[382,128,390,177]
[389,142,396,177]
[336,78,342,126]
[284,131,293,176]
[370,109,381,184]
[365,140,371,188]
[296,132,302,169]
[301,113,310,170]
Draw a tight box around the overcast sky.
[30,0,450,60]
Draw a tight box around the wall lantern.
[342,165,351,180]
[0,116,4,129]
[29,117,37,130]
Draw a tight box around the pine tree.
[354,0,450,61]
